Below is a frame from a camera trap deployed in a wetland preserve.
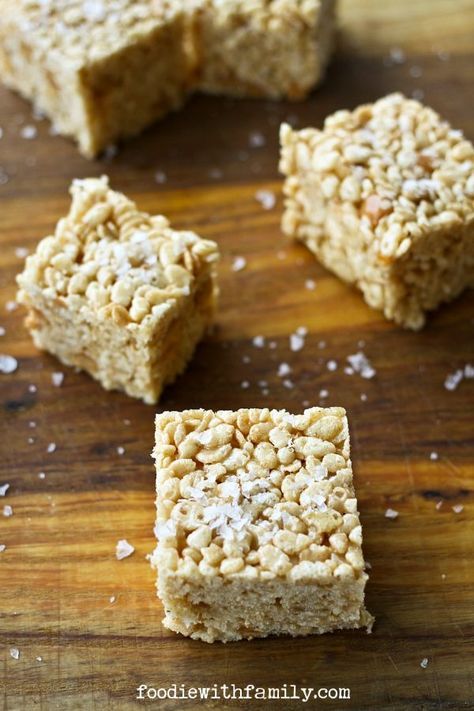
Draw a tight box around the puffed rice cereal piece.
[151,407,372,642]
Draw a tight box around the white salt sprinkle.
[347,352,376,379]
[282,379,294,389]
[47,443,56,453]
[115,539,135,560]
[0,483,10,496]
[20,124,37,139]
[385,508,399,520]
[36,656,43,662]
[452,504,464,514]
[420,658,429,669]
[360,393,368,402]
[390,47,406,64]
[240,380,250,389]
[255,189,276,210]
[277,362,291,377]
[38,472,46,480]
[444,369,464,391]
[305,279,316,290]
[0,544,6,553]
[252,335,265,348]
[0,326,5,336]
[435,500,443,511]
[0,355,18,374]
[430,452,439,461]
[232,256,247,272]
[109,595,116,604]
[249,131,266,148]
[154,170,167,184]
[116,446,125,456]
[327,360,338,372]
[28,384,37,393]
[3,505,13,517]
[10,648,20,660]
[290,333,305,352]
[15,247,29,259]
[51,371,64,387]
[319,389,329,398]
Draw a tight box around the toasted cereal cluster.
[18,177,218,326]
[194,0,336,100]
[280,93,474,328]
[152,408,371,642]
[0,0,191,156]
[17,177,219,402]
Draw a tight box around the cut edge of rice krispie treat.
[0,0,192,157]
[280,93,474,329]
[193,0,336,100]
[151,407,372,643]
[17,177,219,404]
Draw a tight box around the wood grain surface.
[0,1,473,709]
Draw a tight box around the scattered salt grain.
[435,500,443,511]
[123,419,131,425]
[240,380,250,389]
[390,47,406,64]
[347,352,376,379]
[28,437,34,444]
[318,340,326,349]
[109,595,116,604]
[430,451,439,461]
[154,170,167,184]
[47,443,56,453]
[116,446,125,456]
[3,505,13,517]
[420,658,429,669]
[242,355,251,364]
[252,335,265,348]
[20,124,37,139]
[0,355,18,374]
[327,360,337,372]
[5,301,18,312]
[282,379,294,389]
[0,483,10,496]
[36,656,43,662]
[115,539,135,560]
[0,326,5,336]
[409,65,423,78]
[344,366,354,375]
[38,472,46,480]
[51,371,64,387]
[385,508,399,520]
[268,341,277,349]
[444,369,464,391]
[305,279,316,290]
[249,131,265,148]
[452,504,464,514]
[319,389,329,398]
[360,393,368,402]
[277,362,291,377]
[255,189,276,210]
[10,648,20,660]
[28,384,37,393]
[15,247,29,259]
[232,256,247,272]
[0,544,6,553]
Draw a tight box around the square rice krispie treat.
[17,177,219,404]
[151,407,372,642]
[0,0,191,157]
[280,93,474,329]
[193,0,336,100]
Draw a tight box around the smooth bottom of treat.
[157,572,373,643]
[22,276,215,403]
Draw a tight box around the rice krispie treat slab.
[17,177,219,404]
[151,407,372,642]
[280,93,474,329]
[193,0,336,100]
[0,0,191,157]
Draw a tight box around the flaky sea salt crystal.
[420,658,429,669]
[47,443,56,453]
[277,362,291,377]
[385,508,399,520]
[255,190,276,210]
[116,539,135,560]
[51,372,64,387]
[347,352,376,379]
[0,355,18,374]
[10,648,20,660]
[252,335,265,348]
[20,124,37,139]
[290,333,305,352]
[232,256,247,272]
[430,451,439,461]
[305,279,316,290]
[116,446,125,455]
[249,131,265,148]
[444,369,464,391]
[452,504,464,514]
[3,505,13,517]
[0,483,10,496]
[327,360,338,371]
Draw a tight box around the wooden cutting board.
[1,1,473,708]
